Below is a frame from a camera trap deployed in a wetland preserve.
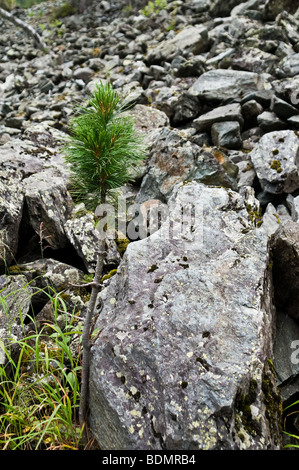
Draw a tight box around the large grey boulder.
[89,182,282,450]
[189,69,273,103]
[250,130,299,194]
[193,103,244,133]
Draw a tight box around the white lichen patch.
[130,386,138,395]
[128,425,135,434]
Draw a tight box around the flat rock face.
[89,182,281,450]
[189,69,273,103]
[0,274,33,363]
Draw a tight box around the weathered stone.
[22,169,73,250]
[274,310,299,393]
[189,69,272,103]
[211,121,242,149]
[0,173,24,270]
[89,182,281,450]
[128,104,170,132]
[149,85,200,124]
[193,103,244,133]
[64,207,101,274]
[210,0,253,17]
[146,25,209,65]
[276,53,299,78]
[220,47,279,74]
[8,258,89,322]
[286,194,299,222]
[257,111,288,132]
[0,275,33,364]
[241,99,264,126]
[250,130,299,194]
[73,66,93,83]
[260,202,282,236]
[136,127,238,203]
[236,159,256,189]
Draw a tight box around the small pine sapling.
[63,81,146,437]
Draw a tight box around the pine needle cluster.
[64,81,146,210]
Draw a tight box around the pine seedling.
[63,81,146,437]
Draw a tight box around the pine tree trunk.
[79,237,105,440]
[0,6,48,52]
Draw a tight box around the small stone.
[73,67,93,83]
[270,95,298,120]
[257,111,287,132]
[193,103,243,133]
[211,121,242,149]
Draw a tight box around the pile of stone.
[0,0,299,450]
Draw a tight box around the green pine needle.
[63,81,147,210]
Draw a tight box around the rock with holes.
[89,181,282,450]
[250,130,299,194]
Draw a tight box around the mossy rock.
[116,237,130,255]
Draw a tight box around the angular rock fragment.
[257,111,287,132]
[189,69,272,103]
[0,274,33,364]
[0,173,24,270]
[89,182,281,450]
[211,121,242,149]
[146,25,209,65]
[22,168,73,250]
[193,103,244,133]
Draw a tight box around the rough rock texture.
[189,69,272,103]
[250,130,299,194]
[89,182,281,450]
[146,25,209,65]
[0,173,24,270]
[0,274,33,364]
[136,127,239,203]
